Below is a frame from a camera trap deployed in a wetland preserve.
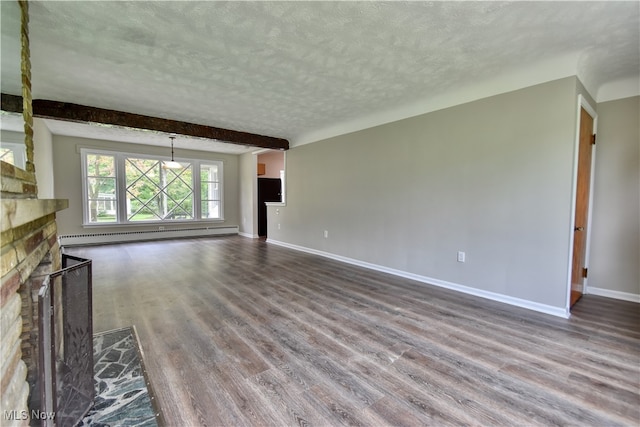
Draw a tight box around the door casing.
[566,94,598,312]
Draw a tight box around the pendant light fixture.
[163,134,183,169]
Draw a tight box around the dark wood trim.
[1,93,289,150]
[1,93,23,113]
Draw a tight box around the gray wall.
[589,96,640,297]
[52,135,239,236]
[267,77,582,310]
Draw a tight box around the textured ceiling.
[1,1,639,153]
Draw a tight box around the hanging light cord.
[170,136,176,161]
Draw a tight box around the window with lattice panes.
[125,158,194,221]
[81,148,223,225]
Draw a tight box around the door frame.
[565,94,598,314]
[252,149,287,238]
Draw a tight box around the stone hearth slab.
[79,327,161,426]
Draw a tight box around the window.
[125,158,194,221]
[0,147,14,164]
[0,141,27,169]
[86,154,117,223]
[200,163,221,219]
[81,149,223,225]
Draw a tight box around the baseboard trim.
[267,239,570,318]
[586,287,640,303]
[60,226,238,246]
[238,232,259,239]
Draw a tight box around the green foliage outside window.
[86,154,117,223]
[126,158,194,221]
[84,150,222,224]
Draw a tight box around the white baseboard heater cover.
[59,226,238,246]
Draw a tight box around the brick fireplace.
[1,2,69,423]
[1,197,68,419]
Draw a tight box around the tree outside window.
[125,158,194,221]
[201,164,221,219]
[82,149,223,225]
[86,154,116,223]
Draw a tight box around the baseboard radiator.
[59,225,238,246]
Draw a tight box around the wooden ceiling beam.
[1,93,23,113]
[1,93,289,150]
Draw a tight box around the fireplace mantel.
[1,199,68,232]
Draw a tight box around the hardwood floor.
[65,236,640,426]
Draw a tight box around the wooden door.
[570,107,594,307]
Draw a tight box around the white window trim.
[81,148,224,227]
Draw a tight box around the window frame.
[83,150,118,224]
[81,148,224,226]
[199,162,224,220]
[0,141,27,169]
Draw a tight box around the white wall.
[239,152,258,237]
[33,118,55,198]
[588,96,640,300]
[52,135,240,236]
[267,77,583,314]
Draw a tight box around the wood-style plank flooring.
[65,236,640,426]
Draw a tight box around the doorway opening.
[257,150,285,237]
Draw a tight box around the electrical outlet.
[159,226,165,231]
[278,223,281,230]
[324,230,329,238]
[457,251,465,263]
